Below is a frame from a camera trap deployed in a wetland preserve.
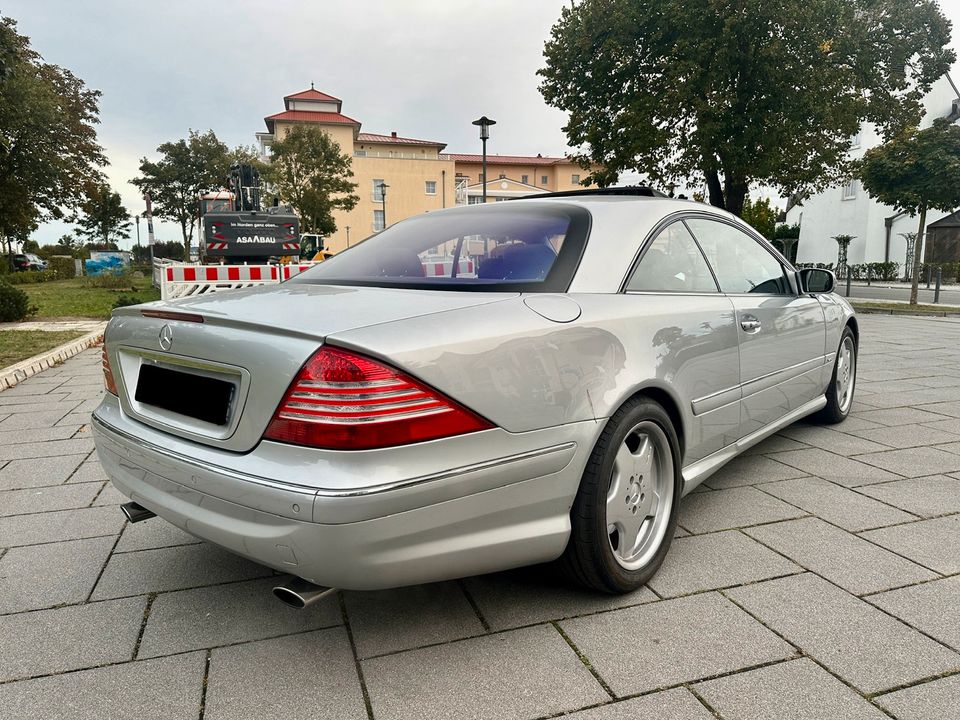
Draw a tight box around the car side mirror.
[798,268,835,294]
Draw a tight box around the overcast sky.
[7,0,960,248]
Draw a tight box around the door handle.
[740,315,761,334]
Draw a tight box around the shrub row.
[3,258,76,284]
[917,262,960,283]
[796,262,901,282]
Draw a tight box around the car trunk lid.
[106,284,515,452]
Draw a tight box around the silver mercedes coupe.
[93,189,856,604]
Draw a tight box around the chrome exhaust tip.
[120,501,156,524]
[273,576,336,609]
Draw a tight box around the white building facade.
[788,74,960,269]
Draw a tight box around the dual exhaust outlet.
[119,501,335,609]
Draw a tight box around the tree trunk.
[181,220,190,264]
[723,175,748,217]
[909,203,927,305]
[704,169,724,209]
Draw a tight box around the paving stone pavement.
[0,315,959,719]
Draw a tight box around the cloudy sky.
[8,0,960,248]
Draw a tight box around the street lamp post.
[378,182,389,229]
[143,193,156,264]
[346,226,351,248]
[472,116,496,203]
[135,214,141,258]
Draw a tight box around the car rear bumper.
[92,399,592,590]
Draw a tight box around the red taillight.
[264,347,493,450]
[101,345,118,396]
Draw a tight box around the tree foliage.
[150,239,185,261]
[76,183,130,246]
[859,119,960,216]
[263,125,359,235]
[0,17,106,264]
[774,223,801,240]
[740,197,778,240]
[859,118,960,303]
[131,129,232,259]
[538,0,954,216]
[56,233,82,254]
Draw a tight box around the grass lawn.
[0,330,87,367]
[20,277,160,320]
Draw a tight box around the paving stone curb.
[850,306,960,318]
[0,325,106,391]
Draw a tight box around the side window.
[686,218,791,295]
[626,222,719,293]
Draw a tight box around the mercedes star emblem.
[158,324,173,351]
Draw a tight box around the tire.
[814,326,857,424]
[562,396,682,594]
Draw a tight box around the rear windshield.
[290,203,590,292]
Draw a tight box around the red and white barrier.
[422,259,476,278]
[159,257,477,300]
[159,263,317,300]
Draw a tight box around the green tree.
[0,18,106,267]
[740,197,778,240]
[538,0,953,216]
[76,183,131,246]
[56,233,82,255]
[131,129,231,260]
[859,118,960,304]
[263,125,359,235]
[151,239,185,261]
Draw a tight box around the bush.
[3,270,57,284]
[796,262,834,272]
[774,223,800,240]
[86,271,134,290]
[47,256,76,280]
[0,280,35,321]
[859,262,900,281]
[112,294,143,310]
[918,262,960,283]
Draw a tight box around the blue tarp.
[84,253,127,276]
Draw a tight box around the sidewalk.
[0,320,107,333]
[0,315,957,720]
[0,321,106,390]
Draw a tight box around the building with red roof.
[257,87,592,252]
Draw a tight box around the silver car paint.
[93,197,856,590]
[106,286,515,452]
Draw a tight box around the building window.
[373,209,385,231]
[541,175,548,185]
[849,131,861,150]
[372,179,385,201]
[841,180,858,201]
[467,196,485,205]
[521,174,529,184]
[354,150,367,157]
[425,180,437,195]
[571,174,580,184]
[495,197,509,202]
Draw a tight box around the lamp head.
[472,116,496,140]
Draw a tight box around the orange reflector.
[101,345,118,396]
